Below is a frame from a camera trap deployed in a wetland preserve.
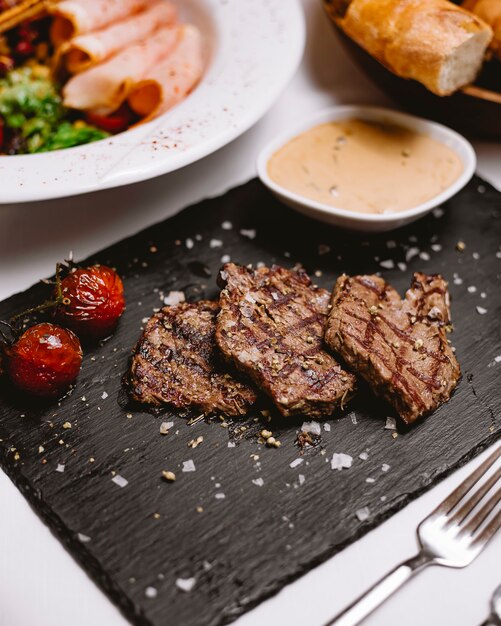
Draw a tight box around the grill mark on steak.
[341,329,429,412]
[342,308,451,370]
[129,300,257,416]
[325,273,460,424]
[216,264,356,418]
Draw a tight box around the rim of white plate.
[0,0,305,204]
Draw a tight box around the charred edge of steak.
[325,273,460,424]
[129,300,257,416]
[216,264,356,418]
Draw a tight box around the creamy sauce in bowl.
[267,119,464,215]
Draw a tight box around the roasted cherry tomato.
[14,39,34,58]
[5,323,82,398]
[55,265,125,340]
[85,105,134,134]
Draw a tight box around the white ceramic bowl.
[257,105,476,232]
[0,0,305,204]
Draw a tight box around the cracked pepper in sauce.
[267,119,464,214]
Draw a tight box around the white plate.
[0,0,305,203]
[257,106,476,232]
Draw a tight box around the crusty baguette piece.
[337,0,493,96]
[463,0,501,58]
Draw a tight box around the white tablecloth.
[1,2,500,625]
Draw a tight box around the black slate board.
[0,177,500,626]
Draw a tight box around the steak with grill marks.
[129,301,257,415]
[325,273,461,424]
[215,264,356,418]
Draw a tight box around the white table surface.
[0,2,500,625]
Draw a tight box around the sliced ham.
[59,1,177,74]
[49,0,155,46]
[128,24,204,120]
[63,25,181,115]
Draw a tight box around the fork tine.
[458,487,501,537]
[461,485,501,536]
[447,466,501,527]
[472,509,501,547]
[432,446,501,517]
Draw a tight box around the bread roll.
[463,0,501,57]
[338,0,493,95]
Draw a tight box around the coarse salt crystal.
[397,262,407,272]
[215,492,225,499]
[159,421,174,435]
[183,460,196,472]
[384,416,397,431]
[359,451,369,461]
[145,586,158,598]
[240,228,256,239]
[164,291,185,306]
[56,463,65,473]
[380,259,394,269]
[351,414,358,425]
[381,463,390,472]
[221,221,232,230]
[227,441,236,448]
[77,533,91,543]
[301,421,321,436]
[431,244,442,252]
[386,240,397,249]
[252,478,264,487]
[467,285,477,293]
[433,207,444,218]
[298,474,305,486]
[101,391,108,400]
[405,247,420,262]
[356,506,370,521]
[176,577,196,592]
[331,453,353,470]
[476,306,487,315]
[112,474,128,488]
[324,423,331,432]
[210,238,223,248]
[366,477,375,484]
[290,458,304,469]
[419,252,430,261]
[221,254,231,263]
[185,238,194,249]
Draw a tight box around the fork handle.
[323,552,432,626]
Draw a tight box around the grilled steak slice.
[325,273,461,424]
[129,301,257,416]
[216,264,356,418]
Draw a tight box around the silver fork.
[324,444,501,626]
[481,583,501,626]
